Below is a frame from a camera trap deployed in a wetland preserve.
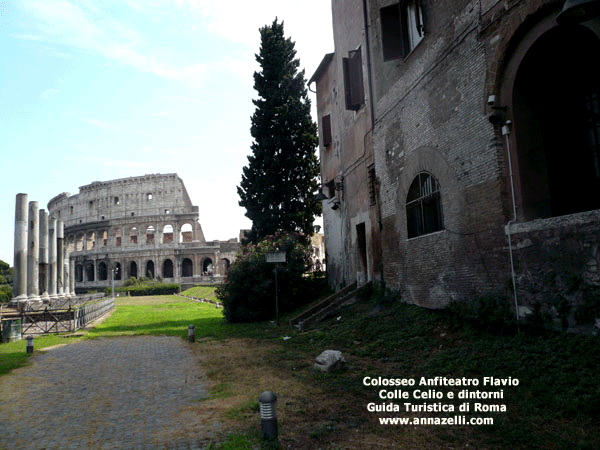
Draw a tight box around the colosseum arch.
[129,261,138,279]
[202,258,213,275]
[98,261,108,281]
[67,235,75,253]
[182,258,193,277]
[113,227,122,247]
[180,223,193,243]
[86,231,95,251]
[129,226,138,245]
[76,233,84,251]
[85,262,95,282]
[114,262,122,280]
[162,224,174,244]
[163,259,174,278]
[146,260,155,279]
[219,258,231,275]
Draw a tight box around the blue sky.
[0,0,333,264]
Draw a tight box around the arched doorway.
[98,261,108,281]
[130,261,138,279]
[202,258,213,275]
[219,258,231,275]
[163,259,174,278]
[114,262,122,280]
[513,25,600,220]
[85,262,95,282]
[182,258,193,277]
[146,260,155,279]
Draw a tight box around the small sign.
[266,251,286,263]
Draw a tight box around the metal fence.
[1,296,115,339]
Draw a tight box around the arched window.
[146,226,155,245]
[182,258,193,277]
[86,231,95,251]
[406,172,444,238]
[163,259,174,278]
[76,233,84,251]
[180,223,193,243]
[129,227,138,245]
[162,225,174,244]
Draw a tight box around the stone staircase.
[290,283,364,330]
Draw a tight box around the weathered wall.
[312,0,382,291]
[370,0,508,306]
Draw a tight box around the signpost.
[266,251,286,324]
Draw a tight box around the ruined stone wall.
[47,174,239,292]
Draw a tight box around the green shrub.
[216,231,313,322]
[0,284,12,303]
[107,278,181,297]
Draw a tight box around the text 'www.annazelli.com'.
[379,416,494,426]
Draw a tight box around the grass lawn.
[2,290,599,449]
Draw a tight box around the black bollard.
[26,335,34,354]
[188,324,195,343]
[259,391,278,441]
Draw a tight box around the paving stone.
[0,336,212,449]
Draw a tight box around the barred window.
[406,172,443,238]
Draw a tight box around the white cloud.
[18,0,205,81]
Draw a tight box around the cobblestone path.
[0,336,219,449]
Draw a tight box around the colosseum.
[47,173,240,292]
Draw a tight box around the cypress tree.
[238,18,320,243]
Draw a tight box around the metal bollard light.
[258,391,278,440]
[188,324,195,343]
[26,335,34,354]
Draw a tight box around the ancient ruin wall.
[47,173,198,228]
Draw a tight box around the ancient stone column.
[57,220,65,298]
[69,257,76,298]
[11,193,28,304]
[39,209,50,302]
[63,249,72,299]
[27,201,41,302]
[48,218,58,299]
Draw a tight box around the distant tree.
[0,259,12,302]
[238,18,320,244]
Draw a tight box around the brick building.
[312,0,600,326]
[47,174,240,292]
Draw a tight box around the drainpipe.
[362,0,376,130]
[502,121,520,327]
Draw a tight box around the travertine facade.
[47,174,239,292]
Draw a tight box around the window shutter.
[343,57,353,110]
[322,114,332,147]
[349,48,365,109]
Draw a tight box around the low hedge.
[107,283,181,297]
